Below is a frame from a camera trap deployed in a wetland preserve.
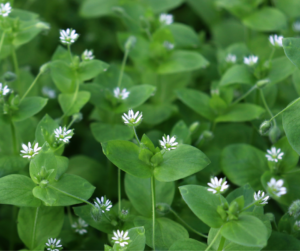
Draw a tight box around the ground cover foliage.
[1,0,300,250]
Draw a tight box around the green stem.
[231,85,257,106]
[67,206,74,226]
[10,118,18,155]
[118,168,121,214]
[0,32,5,55]
[269,47,275,62]
[269,97,300,123]
[241,202,256,212]
[151,176,156,251]
[31,206,39,249]
[66,116,77,129]
[48,184,95,208]
[20,71,42,103]
[133,127,140,145]
[259,89,277,126]
[169,208,208,238]
[117,48,129,88]
[217,236,226,251]
[204,228,221,251]
[67,44,73,62]
[12,49,20,90]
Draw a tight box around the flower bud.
[256,79,270,89]
[124,36,137,51]
[269,126,281,144]
[189,121,200,134]
[3,71,16,82]
[91,206,102,222]
[39,179,49,188]
[259,120,272,135]
[156,203,170,216]
[36,22,50,30]
[72,113,83,123]
[289,200,300,218]
[40,63,50,73]
[202,130,214,140]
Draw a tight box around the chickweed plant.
[1,0,300,250]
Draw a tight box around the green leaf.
[157,50,209,74]
[267,57,296,85]
[215,104,265,123]
[221,215,268,247]
[169,238,207,250]
[242,7,287,31]
[262,231,300,250]
[139,104,176,125]
[282,99,300,155]
[179,185,226,228]
[78,60,109,81]
[221,144,268,190]
[0,174,41,207]
[220,65,255,86]
[32,174,95,206]
[114,85,156,113]
[55,156,69,180]
[125,173,175,217]
[274,0,300,19]
[91,123,134,143]
[102,140,152,178]
[17,206,64,250]
[134,216,189,250]
[176,89,215,121]
[144,0,184,13]
[0,156,27,178]
[80,0,118,18]
[171,120,191,144]
[58,91,90,116]
[119,227,146,251]
[154,144,210,182]
[283,38,300,69]
[35,114,59,146]
[74,204,115,234]
[12,97,48,121]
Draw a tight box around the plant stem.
[67,206,74,225]
[67,44,73,62]
[10,118,18,155]
[269,47,275,62]
[12,49,20,90]
[66,116,77,129]
[20,71,42,103]
[118,168,121,214]
[241,201,256,212]
[204,228,221,251]
[133,126,140,145]
[169,207,208,238]
[117,48,129,88]
[217,236,226,251]
[0,31,5,55]
[231,85,257,106]
[31,206,40,249]
[259,89,277,126]
[151,176,156,250]
[268,97,300,123]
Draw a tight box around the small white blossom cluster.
[59,28,79,45]
[0,2,11,17]
[20,142,42,159]
[265,147,284,163]
[269,34,283,47]
[114,87,130,100]
[112,230,130,247]
[254,190,269,205]
[45,238,62,251]
[267,178,287,197]
[226,54,237,63]
[207,177,229,194]
[54,126,73,143]
[94,196,112,213]
[163,41,175,50]
[244,55,259,66]
[159,13,173,25]
[82,49,94,60]
[122,110,142,126]
[0,83,10,97]
[159,135,178,151]
[71,218,88,235]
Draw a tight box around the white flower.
[54,126,73,143]
[42,87,56,99]
[244,55,259,66]
[20,142,41,159]
[0,2,11,17]
[45,238,62,251]
[254,191,269,205]
[226,54,237,63]
[293,21,300,32]
[163,41,174,50]
[207,177,229,194]
[112,230,130,247]
[114,87,130,100]
[267,178,287,197]
[122,110,142,126]
[159,13,173,25]
[82,49,94,60]
[0,83,10,96]
[94,196,112,213]
[159,135,178,151]
[59,28,79,45]
[265,147,284,163]
[269,35,283,47]
[71,218,88,235]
